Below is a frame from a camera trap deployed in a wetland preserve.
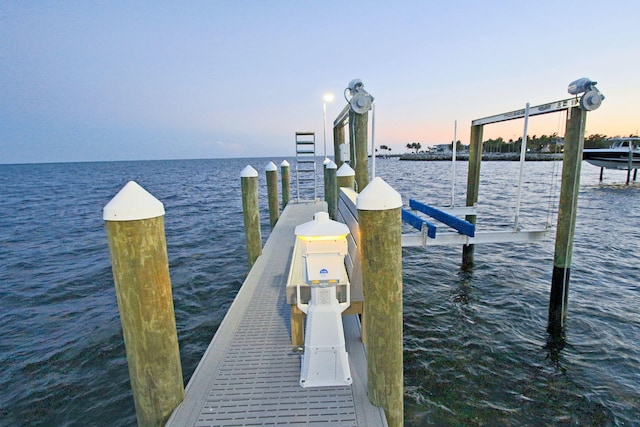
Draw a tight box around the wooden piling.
[548,106,587,334]
[280,160,290,209]
[357,177,403,427]
[266,162,279,229]
[325,161,338,220]
[333,123,344,167]
[350,109,369,191]
[323,157,331,206]
[241,166,262,267]
[462,124,484,270]
[336,163,356,191]
[103,181,184,427]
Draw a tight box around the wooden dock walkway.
[166,201,387,427]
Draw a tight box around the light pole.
[323,93,334,162]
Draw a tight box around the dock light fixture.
[568,77,605,111]
[345,78,374,114]
[322,93,334,161]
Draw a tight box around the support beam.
[350,110,369,191]
[548,106,587,335]
[462,124,483,270]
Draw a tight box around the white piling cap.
[356,177,402,211]
[295,211,349,237]
[281,160,290,167]
[241,165,258,177]
[336,163,355,177]
[266,161,277,172]
[323,157,331,165]
[327,160,337,170]
[103,181,165,221]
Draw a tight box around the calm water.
[0,158,638,426]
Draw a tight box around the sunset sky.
[2,1,639,164]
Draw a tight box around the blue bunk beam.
[402,209,437,238]
[409,199,475,237]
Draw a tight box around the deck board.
[166,201,387,427]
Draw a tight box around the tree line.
[399,133,638,153]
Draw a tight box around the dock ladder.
[295,132,317,201]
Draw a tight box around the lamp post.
[323,93,334,161]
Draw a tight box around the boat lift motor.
[295,212,352,388]
[345,78,375,114]
[567,77,605,111]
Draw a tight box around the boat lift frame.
[401,97,579,250]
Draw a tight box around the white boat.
[583,137,640,170]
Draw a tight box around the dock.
[166,200,387,426]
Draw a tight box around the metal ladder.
[295,132,317,201]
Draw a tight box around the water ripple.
[1,159,638,426]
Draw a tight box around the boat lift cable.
[546,110,565,228]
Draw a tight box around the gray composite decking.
[166,201,387,427]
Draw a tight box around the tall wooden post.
[462,124,484,270]
[548,106,587,334]
[241,165,262,267]
[103,181,184,427]
[357,177,403,427]
[325,160,338,220]
[333,124,344,167]
[348,113,356,173]
[280,160,290,209]
[336,163,356,191]
[323,157,331,204]
[265,162,279,229]
[350,109,369,192]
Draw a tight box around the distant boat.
[583,137,640,170]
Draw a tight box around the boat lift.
[400,96,590,249]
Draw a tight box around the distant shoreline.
[397,152,563,161]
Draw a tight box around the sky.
[1,1,639,164]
